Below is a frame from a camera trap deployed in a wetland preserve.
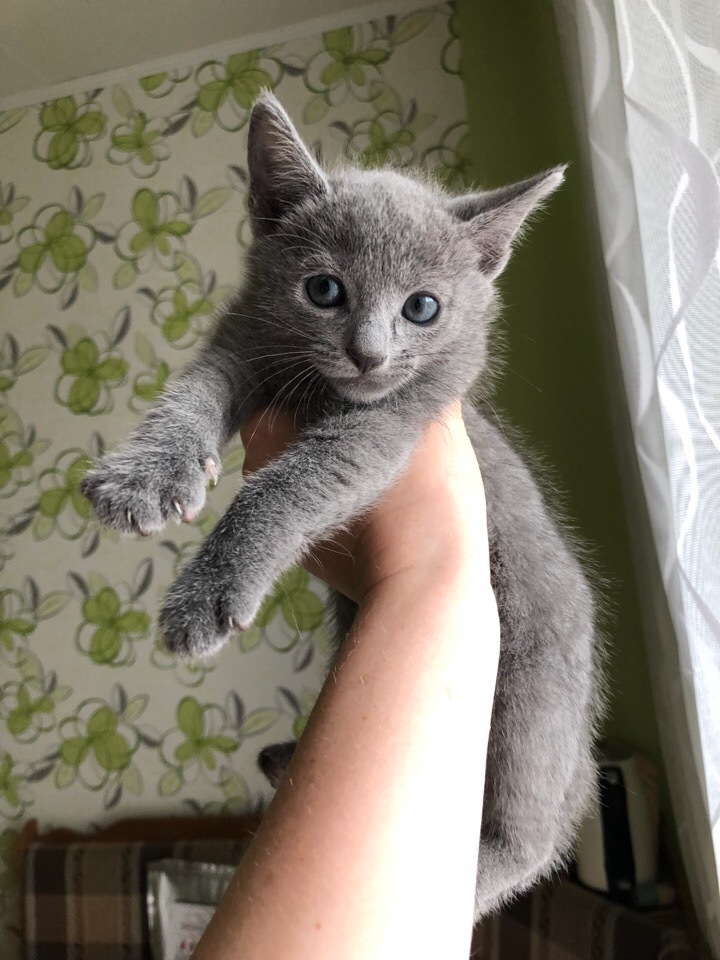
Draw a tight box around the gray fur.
[81,92,600,918]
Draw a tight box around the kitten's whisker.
[243,403,278,452]
[288,371,315,432]
[475,393,507,439]
[241,357,315,451]
[507,366,543,394]
[281,365,318,420]
[303,371,323,417]
[236,358,311,431]
[293,369,322,431]
[270,367,307,420]
[266,362,315,433]
[248,350,312,365]
[227,310,317,344]
[242,348,311,364]
[404,347,454,360]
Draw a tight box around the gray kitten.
[82,92,601,919]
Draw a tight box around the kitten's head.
[244,92,564,405]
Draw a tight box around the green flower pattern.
[108,111,171,178]
[15,205,95,296]
[193,51,283,135]
[0,754,31,821]
[0,578,69,667]
[138,68,193,99]
[73,565,152,666]
[77,586,148,666]
[143,253,232,348]
[340,94,436,167]
[130,353,169,409]
[0,592,35,661]
[0,109,28,136]
[1,651,71,744]
[112,182,230,287]
[10,188,108,304]
[158,694,278,796]
[304,26,391,117]
[24,445,96,545]
[0,334,50,394]
[423,121,472,188]
[45,686,155,807]
[33,96,106,170]
[116,188,193,271]
[54,326,129,416]
[0,182,30,247]
[277,685,319,740]
[0,8,466,952]
[0,407,50,500]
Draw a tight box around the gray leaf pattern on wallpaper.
[554,0,720,952]
[0,5,466,951]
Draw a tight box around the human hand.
[240,404,490,604]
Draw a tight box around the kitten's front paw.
[158,557,263,661]
[82,446,219,536]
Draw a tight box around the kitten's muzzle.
[346,345,387,374]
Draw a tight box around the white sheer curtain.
[552,1,720,954]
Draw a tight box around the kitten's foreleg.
[159,408,419,658]
[82,350,243,536]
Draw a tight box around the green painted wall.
[456,1,662,767]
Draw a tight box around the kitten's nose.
[346,345,386,374]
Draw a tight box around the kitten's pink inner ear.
[247,92,329,227]
[448,166,566,278]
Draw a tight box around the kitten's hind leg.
[327,590,358,651]
[258,740,297,789]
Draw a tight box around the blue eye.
[306,275,345,308]
[402,292,440,324]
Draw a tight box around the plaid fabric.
[471,879,694,960]
[23,838,251,960]
[22,823,694,960]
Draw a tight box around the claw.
[172,499,183,517]
[204,457,219,486]
[126,506,150,537]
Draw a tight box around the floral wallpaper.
[0,4,467,951]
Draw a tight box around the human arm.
[191,406,501,960]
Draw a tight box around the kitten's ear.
[447,167,566,278]
[247,92,329,229]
